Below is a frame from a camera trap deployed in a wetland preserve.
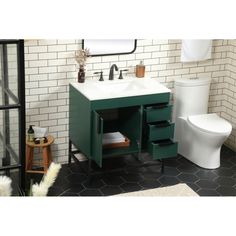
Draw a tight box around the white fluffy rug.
[117,183,198,196]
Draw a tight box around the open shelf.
[103,140,139,158]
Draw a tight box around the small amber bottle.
[136,60,145,78]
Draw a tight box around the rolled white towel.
[181,39,212,62]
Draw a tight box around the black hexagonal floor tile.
[216,186,236,196]
[138,179,161,189]
[177,157,194,165]
[60,190,79,196]
[177,173,198,183]
[220,160,234,169]
[140,166,162,179]
[68,164,83,174]
[177,164,199,174]
[158,176,179,186]
[140,165,161,173]
[229,158,236,165]
[163,166,180,177]
[186,183,200,192]
[214,177,236,187]
[66,173,87,184]
[52,176,72,191]
[121,173,144,182]
[197,189,220,196]
[83,179,105,189]
[213,168,235,177]
[102,175,124,186]
[66,183,85,194]
[196,179,219,189]
[25,145,236,197]
[60,164,73,174]
[47,186,64,196]
[79,189,103,196]
[195,169,218,180]
[120,182,142,192]
[232,174,236,181]
[230,165,236,172]
[162,158,181,168]
[100,186,123,196]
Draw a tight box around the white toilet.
[173,78,232,169]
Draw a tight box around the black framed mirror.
[82,39,137,57]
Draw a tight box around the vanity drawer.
[148,122,174,141]
[148,139,178,160]
[145,104,172,123]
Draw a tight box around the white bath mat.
[116,183,198,196]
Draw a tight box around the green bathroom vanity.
[69,78,178,173]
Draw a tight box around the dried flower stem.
[75,48,90,67]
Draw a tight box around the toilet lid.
[188,113,232,134]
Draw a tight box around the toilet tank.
[173,78,211,121]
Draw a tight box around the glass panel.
[0,44,19,106]
[0,108,19,168]
[7,44,18,99]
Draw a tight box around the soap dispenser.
[135,60,145,78]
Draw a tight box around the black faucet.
[109,64,119,80]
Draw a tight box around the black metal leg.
[68,139,72,164]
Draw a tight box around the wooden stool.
[26,135,54,174]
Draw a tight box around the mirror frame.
[82,39,137,57]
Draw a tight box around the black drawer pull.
[157,140,173,146]
[151,104,168,109]
[153,122,170,128]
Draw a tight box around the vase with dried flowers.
[75,48,90,83]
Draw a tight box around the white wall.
[24,39,234,163]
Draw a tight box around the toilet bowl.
[175,114,232,169]
[173,77,232,169]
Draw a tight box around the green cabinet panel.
[148,122,175,141]
[148,140,178,160]
[92,111,103,167]
[91,93,170,110]
[145,104,172,123]
[69,85,91,157]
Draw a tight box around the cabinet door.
[92,111,103,167]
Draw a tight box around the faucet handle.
[118,69,128,80]
[94,71,104,81]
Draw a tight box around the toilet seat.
[187,113,232,135]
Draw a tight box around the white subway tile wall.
[24,39,236,163]
[225,40,236,150]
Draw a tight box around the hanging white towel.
[181,39,212,62]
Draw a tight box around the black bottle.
[27,125,34,142]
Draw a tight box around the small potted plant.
[75,48,90,83]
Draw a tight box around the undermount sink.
[92,79,148,94]
[71,77,170,100]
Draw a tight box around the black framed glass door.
[0,40,25,194]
